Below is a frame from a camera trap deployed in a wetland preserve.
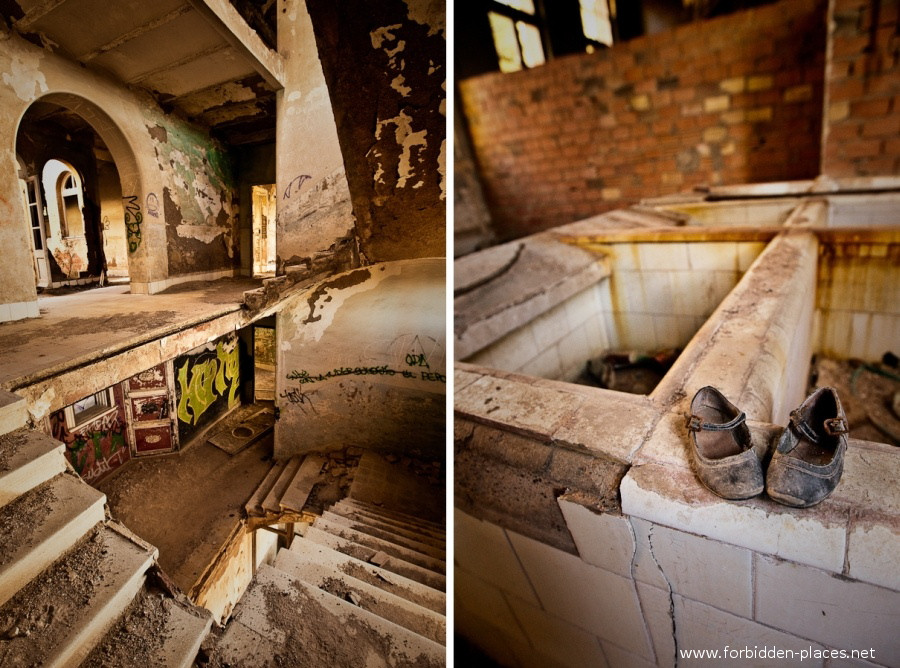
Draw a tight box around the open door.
[20,175,50,288]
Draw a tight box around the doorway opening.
[251,184,277,277]
[16,99,131,290]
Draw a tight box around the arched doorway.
[15,95,139,290]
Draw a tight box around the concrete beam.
[186,0,285,90]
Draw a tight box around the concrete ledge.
[0,300,40,324]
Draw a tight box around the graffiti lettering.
[176,341,240,425]
[53,408,127,481]
[123,195,143,253]
[405,353,430,368]
[279,387,317,413]
[283,174,312,200]
[286,365,445,385]
[146,192,160,218]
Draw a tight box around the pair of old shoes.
[686,386,849,507]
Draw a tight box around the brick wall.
[459,0,826,239]
[822,0,900,177]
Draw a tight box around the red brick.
[842,138,883,158]
[850,98,891,116]
[830,76,866,100]
[861,115,900,137]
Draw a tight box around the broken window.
[487,1,546,73]
[68,388,115,428]
[579,0,614,49]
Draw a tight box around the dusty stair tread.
[273,548,446,645]
[0,428,67,508]
[317,512,446,561]
[288,537,445,613]
[0,472,106,608]
[0,392,28,439]
[261,457,302,514]
[0,524,157,668]
[244,460,287,517]
[302,526,445,592]
[81,585,213,668]
[323,506,447,549]
[338,498,446,533]
[219,565,444,668]
[279,454,326,513]
[311,517,446,574]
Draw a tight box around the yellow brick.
[784,84,813,103]
[828,101,850,121]
[631,94,651,111]
[703,126,728,143]
[721,141,736,156]
[719,77,745,94]
[662,172,684,186]
[747,75,773,91]
[601,188,621,200]
[721,110,746,125]
[704,95,730,113]
[746,107,773,122]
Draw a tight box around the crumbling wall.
[143,108,239,277]
[305,0,446,262]
[459,0,826,239]
[821,0,900,177]
[275,259,445,459]
[48,385,130,484]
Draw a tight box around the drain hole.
[232,426,254,438]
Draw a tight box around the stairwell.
[207,453,447,667]
[0,390,212,668]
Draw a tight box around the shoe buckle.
[823,418,848,435]
[686,415,703,431]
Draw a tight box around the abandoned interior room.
[455,0,899,666]
[0,0,446,666]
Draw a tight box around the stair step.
[0,428,67,508]
[318,512,446,561]
[261,457,302,514]
[81,585,213,668]
[288,538,445,614]
[0,472,106,608]
[274,548,446,645]
[0,524,156,667]
[0,390,28,436]
[311,517,446,574]
[330,502,447,546]
[215,565,444,667]
[302,526,445,592]
[338,498,446,533]
[322,508,446,552]
[244,460,286,517]
[280,454,326,513]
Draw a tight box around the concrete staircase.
[209,495,447,667]
[0,393,211,667]
[244,454,328,524]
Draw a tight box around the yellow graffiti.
[176,341,240,425]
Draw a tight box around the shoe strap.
[686,411,745,432]
[790,411,848,444]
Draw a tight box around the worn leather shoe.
[686,386,764,500]
[766,387,848,508]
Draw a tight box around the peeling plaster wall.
[275,1,354,271]
[275,258,445,459]
[305,0,446,262]
[143,109,238,277]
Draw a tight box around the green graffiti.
[68,437,88,475]
[176,341,240,425]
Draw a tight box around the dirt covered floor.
[96,434,273,594]
[811,355,900,446]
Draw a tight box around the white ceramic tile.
[600,641,656,668]
[675,596,826,668]
[636,582,676,668]
[638,243,690,271]
[614,271,648,313]
[688,242,738,271]
[737,241,767,271]
[0,303,11,323]
[610,243,642,271]
[530,305,569,350]
[644,524,752,617]
[508,530,654,659]
[754,555,900,660]
[864,313,899,362]
[557,325,592,377]
[557,499,635,577]
[565,286,601,329]
[620,313,659,351]
[643,273,675,315]
[455,609,523,667]
[846,519,900,591]
[518,345,563,379]
[596,280,614,313]
[26,301,40,318]
[455,568,529,642]
[454,509,540,604]
[628,517,672,590]
[512,601,610,668]
[8,302,27,321]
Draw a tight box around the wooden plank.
[280,455,326,513]
[244,461,286,517]
[261,457,302,514]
